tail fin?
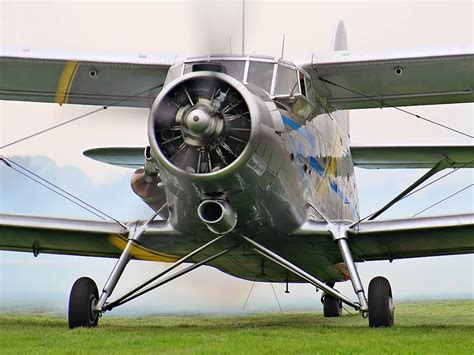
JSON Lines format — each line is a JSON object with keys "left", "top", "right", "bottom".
{"left": 331, "top": 20, "right": 350, "bottom": 138}
{"left": 331, "top": 20, "right": 348, "bottom": 51}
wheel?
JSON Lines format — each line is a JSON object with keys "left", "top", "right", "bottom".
{"left": 68, "top": 277, "right": 99, "bottom": 329}
{"left": 368, "top": 276, "right": 395, "bottom": 327}
{"left": 323, "top": 294, "right": 342, "bottom": 317}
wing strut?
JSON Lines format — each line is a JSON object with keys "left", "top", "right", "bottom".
{"left": 102, "top": 234, "right": 230, "bottom": 311}
{"left": 318, "top": 77, "right": 473, "bottom": 139}
{"left": 355, "top": 157, "right": 457, "bottom": 225}
{"left": 240, "top": 234, "right": 361, "bottom": 311}
{"left": 94, "top": 204, "right": 234, "bottom": 313}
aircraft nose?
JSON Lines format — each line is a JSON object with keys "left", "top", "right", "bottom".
{"left": 149, "top": 72, "right": 253, "bottom": 174}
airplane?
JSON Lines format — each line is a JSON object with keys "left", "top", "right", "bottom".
{"left": 0, "top": 19, "right": 473, "bottom": 329}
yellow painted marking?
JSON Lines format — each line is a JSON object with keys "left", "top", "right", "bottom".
{"left": 55, "top": 61, "right": 79, "bottom": 106}
{"left": 108, "top": 234, "right": 178, "bottom": 262}
{"left": 315, "top": 178, "right": 329, "bottom": 201}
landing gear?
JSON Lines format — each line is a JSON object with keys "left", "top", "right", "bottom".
{"left": 323, "top": 294, "right": 342, "bottom": 317}
{"left": 68, "top": 277, "right": 99, "bottom": 329}
{"left": 322, "top": 282, "right": 342, "bottom": 317}
{"left": 65, "top": 225, "right": 232, "bottom": 328}
{"left": 333, "top": 229, "right": 395, "bottom": 327}
{"left": 368, "top": 276, "right": 395, "bottom": 327}
{"left": 241, "top": 233, "right": 397, "bottom": 328}
{"left": 240, "top": 235, "right": 360, "bottom": 311}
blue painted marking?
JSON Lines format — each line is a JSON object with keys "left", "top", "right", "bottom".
{"left": 282, "top": 116, "right": 315, "bottom": 149}
{"left": 282, "top": 115, "right": 356, "bottom": 216}
{"left": 309, "top": 157, "right": 325, "bottom": 176}
{"left": 282, "top": 115, "right": 300, "bottom": 130}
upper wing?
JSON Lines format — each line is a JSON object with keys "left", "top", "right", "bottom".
{"left": 348, "top": 213, "right": 474, "bottom": 261}
{"left": 351, "top": 145, "right": 474, "bottom": 169}
{"left": 301, "top": 46, "right": 474, "bottom": 110}
{"left": 0, "top": 50, "right": 172, "bottom": 108}
{"left": 0, "top": 213, "right": 179, "bottom": 262}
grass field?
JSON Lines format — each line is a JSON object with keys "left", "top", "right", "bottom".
{"left": 0, "top": 300, "right": 473, "bottom": 354}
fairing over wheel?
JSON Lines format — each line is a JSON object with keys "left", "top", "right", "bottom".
{"left": 368, "top": 276, "right": 395, "bottom": 327}
{"left": 68, "top": 277, "right": 99, "bottom": 329}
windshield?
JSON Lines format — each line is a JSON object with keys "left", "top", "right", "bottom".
{"left": 246, "top": 61, "right": 274, "bottom": 94}
{"left": 174, "top": 58, "right": 303, "bottom": 98}
{"left": 183, "top": 60, "right": 246, "bottom": 82}
{"left": 274, "top": 64, "right": 299, "bottom": 96}
{"left": 222, "top": 60, "right": 246, "bottom": 81}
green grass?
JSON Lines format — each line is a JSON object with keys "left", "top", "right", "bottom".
{"left": 1, "top": 300, "right": 473, "bottom": 354}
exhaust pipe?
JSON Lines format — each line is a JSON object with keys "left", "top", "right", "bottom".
{"left": 197, "top": 200, "right": 237, "bottom": 234}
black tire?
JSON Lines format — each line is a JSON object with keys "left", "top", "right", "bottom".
{"left": 323, "top": 294, "right": 342, "bottom": 317}
{"left": 368, "top": 276, "right": 394, "bottom": 327}
{"left": 68, "top": 277, "right": 99, "bottom": 329}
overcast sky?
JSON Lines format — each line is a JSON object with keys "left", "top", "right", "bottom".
{"left": 0, "top": 1, "right": 472, "bottom": 315}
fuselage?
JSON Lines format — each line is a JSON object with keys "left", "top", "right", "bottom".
{"left": 136, "top": 55, "right": 360, "bottom": 283}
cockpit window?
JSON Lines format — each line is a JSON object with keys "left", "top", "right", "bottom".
{"left": 246, "top": 61, "right": 274, "bottom": 93}
{"left": 182, "top": 60, "right": 246, "bottom": 81}
{"left": 222, "top": 60, "right": 246, "bottom": 81}
{"left": 183, "top": 63, "right": 192, "bottom": 74}
{"left": 299, "top": 72, "right": 306, "bottom": 97}
{"left": 274, "top": 65, "right": 299, "bottom": 96}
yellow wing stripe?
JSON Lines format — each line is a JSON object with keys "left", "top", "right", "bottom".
{"left": 108, "top": 234, "right": 178, "bottom": 262}
{"left": 55, "top": 61, "right": 79, "bottom": 106}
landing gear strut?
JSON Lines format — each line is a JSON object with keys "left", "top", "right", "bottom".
{"left": 67, "top": 219, "right": 231, "bottom": 328}
{"left": 332, "top": 228, "right": 369, "bottom": 313}
{"left": 333, "top": 228, "right": 395, "bottom": 327}
{"left": 240, "top": 232, "right": 395, "bottom": 327}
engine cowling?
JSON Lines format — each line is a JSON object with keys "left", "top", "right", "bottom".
{"left": 148, "top": 72, "right": 258, "bottom": 176}
{"left": 147, "top": 70, "right": 302, "bottom": 235}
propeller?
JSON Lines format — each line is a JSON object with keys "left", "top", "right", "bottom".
{"left": 189, "top": 0, "right": 246, "bottom": 56}
{"left": 151, "top": 73, "right": 251, "bottom": 174}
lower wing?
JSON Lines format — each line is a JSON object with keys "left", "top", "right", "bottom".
{"left": 2, "top": 212, "right": 472, "bottom": 263}
{"left": 0, "top": 214, "right": 179, "bottom": 262}
{"left": 347, "top": 213, "right": 474, "bottom": 261}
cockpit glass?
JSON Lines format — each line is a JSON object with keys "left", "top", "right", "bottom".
{"left": 183, "top": 63, "right": 192, "bottom": 74}
{"left": 247, "top": 61, "right": 274, "bottom": 93}
{"left": 221, "top": 60, "right": 246, "bottom": 81}
{"left": 274, "top": 65, "right": 299, "bottom": 96}
{"left": 182, "top": 60, "right": 246, "bottom": 81}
